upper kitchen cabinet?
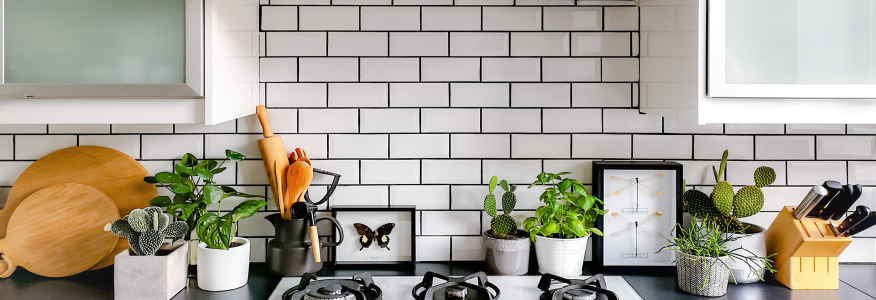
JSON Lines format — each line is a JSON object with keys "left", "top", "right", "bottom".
{"left": 640, "top": 0, "right": 876, "bottom": 124}
{"left": 0, "top": 0, "right": 260, "bottom": 125}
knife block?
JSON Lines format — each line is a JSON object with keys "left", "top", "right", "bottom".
{"left": 764, "top": 206, "right": 853, "bottom": 290}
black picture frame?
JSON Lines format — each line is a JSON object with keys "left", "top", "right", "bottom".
{"left": 330, "top": 205, "right": 416, "bottom": 268}
{"left": 592, "top": 161, "right": 683, "bottom": 270}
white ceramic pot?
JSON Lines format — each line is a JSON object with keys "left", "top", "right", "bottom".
{"left": 534, "top": 234, "right": 589, "bottom": 276}
{"left": 724, "top": 223, "right": 767, "bottom": 284}
{"left": 114, "top": 243, "right": 188, "bottom": 300}
{"left": 196, "top": 237, "right": 250, "bottom": 291}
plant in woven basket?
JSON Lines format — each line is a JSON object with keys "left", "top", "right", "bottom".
{"left": 658, "top": 220, "right": 776, "bottom": 288}
{"left": 683, "top": 150, "right": 776, "bottom": 233}
{"left": 523, "top": 172, "right": 606, "bottom": 242}
{"left": 484, "top": 176, "right": 523, "bottom": 238}
{"left": 105, "top": 207, "right": 189, "bottom": 256}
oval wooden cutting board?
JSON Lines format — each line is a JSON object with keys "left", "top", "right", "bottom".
{"left": 0, "top": 146, "right": 156, "bottom": 270}
{"left": 0, "top": 183, "right": 119, "bottom": 278}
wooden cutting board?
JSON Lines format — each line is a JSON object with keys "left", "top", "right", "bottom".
{"left": 0, "top": 146, "right": 155, "bottom": 270}
{"left": 0, "top": 183, "right": 119, "bottom": 278}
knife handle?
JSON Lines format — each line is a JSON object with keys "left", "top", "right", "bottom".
{"left": 837, "top": 206, "right": 871, "bottom": 235}
{"left": 829, "top": 184, "right": 863, "bottom": 221}
{"left": 845, "top": 212, "right": 876, "bottom": 237}
{"left": 794, "top": 186, "right": 827, "bottom": 219}
{"left": 820, "top": 185, "right": 853, "bottom": 220}
{"left": 807, "top": 181, "right": 843, "bottom": 218}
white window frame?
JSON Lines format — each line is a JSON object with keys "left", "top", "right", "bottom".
{"left": 707, "top": 0, "right": 876, "bottom": 99}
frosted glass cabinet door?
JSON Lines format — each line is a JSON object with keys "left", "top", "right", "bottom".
{"left": 708, "top": 0, "right": 876, "bottom": 98}
{"left": 4, "top": 0, "right": 186, "bottom": 84}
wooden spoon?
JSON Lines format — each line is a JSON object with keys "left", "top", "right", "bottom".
{"left": 285, "top": 149, "right": 314, "bottom": 215}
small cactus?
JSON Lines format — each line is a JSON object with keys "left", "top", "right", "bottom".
{"left": 484, "top": 176, "right": 520, "bottom": 238}
{"left": 684, "top": 150, "right": 775, "bottom": 233}
{"left": 105, "top": 207, "right": 188, "bottom": 256}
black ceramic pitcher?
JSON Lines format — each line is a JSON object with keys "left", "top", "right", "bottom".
{"left": 265, "top": 213, "right": 343, "bottom": 276}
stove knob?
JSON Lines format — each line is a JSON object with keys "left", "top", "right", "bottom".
{"left": 322, "top": 284, "right": 343, "bottom": 296}
{"left": 445, "top": 286, "right": 468, "bottom": 298}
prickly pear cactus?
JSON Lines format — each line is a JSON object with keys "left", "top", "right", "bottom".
{"left": 105, "top": 207, "right": 188, "bottom": 256}
{"left": 484, "top": 176, "right": 520, "bottom": 238}
{"left": 711, "top": 181, "right": 735, "bottom": 216}
{"left": 754, "top": 166, "right": 776, "bottom": 188}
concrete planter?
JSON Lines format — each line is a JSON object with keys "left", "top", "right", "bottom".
{"left": 724, "top": 223, "right": 767, "bottom": 284}
{"left": 534, "top": 233, "right": 589, "bottom": 276}
{"left": 483, "top": 230, "right": 531, "bottom": 276}
{"left": 114, "top": 243, "right": 188, "bottom": 300}
{"left": 197, "top": 237, "right": 250, "bottom": 291}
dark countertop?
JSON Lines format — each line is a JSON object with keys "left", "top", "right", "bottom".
{"left": 1, "top": 263, "right": 875, "bottom": 300}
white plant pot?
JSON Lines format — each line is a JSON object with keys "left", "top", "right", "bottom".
{"left": 114, "top": 243, "right": 188, "bottom": 300}
{"left": 534, "top": 234, "right": 589, "bottom": 276}
{"left": 724, "top": 223, "right": 767, "bottom": 284}
{"left": 196, "top": 237, "right": 250, "bottom": 291}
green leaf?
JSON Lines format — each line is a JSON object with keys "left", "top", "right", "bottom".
{"left": 590, "top": 227, "right": 604, "bottom": 236}
{"left": 558, "top": 179, "right": 572, "bottom": 193}
{"left": 173, "top": 194, "right": 189, "bottom": 204}
{"left": 144, "top": 176, "right": 158, "bottom": 184}
{"left": 541, "top": 222, "right": 559, "bottom": 237}
{"left": 212, "top": 167, "right": 227, "bottom": 174}
{"left": 174, "top": 164, "right": 196, "bottom": 177}
{"left": 523, "top": 217, "right": 537, "bottom": 231}
{"left": 156, "top": 172, "right": 181, "bottom": 184}
{"left": 500, "top": 180, "right": 510, "bottom": 192}
{"left": 557, "top": 172, "right": 571, "bottom": 176}
{"left": 225, "top": 150, "right": 245, "bottom": 162}
{"left": 204, "top": 185, "right": 225, "bottom": 205}
{"left": 196, "top": 160, "right": 218, "bottom": 171}
{"left": 231, "top": 200, "right": 268, "bottom": 221}
{"left": 484, "top": 195, "right": 498, "bottom": 217}
{"left": 221, "top": 186, "right": 238, "bottom": 193}
{"left": 195, "top": 166, "right": 214, "bottom": 180}
{"left": 170, "top": 182, "right": 191, "bottom": 194}
{"left": 578, "top": 195, "right": 597, "bottom": 211}
{"left": 181, "top": 153, "right": 198, "bottom": 167}
{"left": 489, "top": 176, "right": 498, "bottom": 193}
{"left": 149, "top": 196, "right": 172, "bottom": 207}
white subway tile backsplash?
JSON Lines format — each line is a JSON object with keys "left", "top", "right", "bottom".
{"left": 694, "top": 135, "right": 754, "bottom": 160}
{"left": 573, "top": 134, "right": 631, "bottom": 159}
{"left": 268, "top": 83, "right": 328, "bottom": 107}
{"left": 725, "top": 124, "right": 784, "bottom": 135}
{"left": 205, "top": 134, "right": 260, "bottom": 160}
{"left": 543, "top": 159, "right": 594, "bottom": 184}
{"left": 455, "top": 0, "right": 513, "bottom": 4}
{"left": 266, "top": 32, "right": 327, "bottom": 56}
{"left": 0, "top": 162, "right": 32, "bottom": 185}
{"left": 511, "top": 83, "right": 571, "bottom": 107}
{"left": 360, "top": 6, "right": 421, "bottom": 31}
{"left": 482, "top": 160, "right": 542, "bottom": 184}
{"left": 422, "top": 160, "right": 481, "bottom": 184}
{"left": 48, "top": 125, "right": 110, "bottom": 134}
{"left": 391, "top": 185, "right": 450, "bottom": 209}
{"left": 331, "top": 185, "right": 390, "bottom": 206}
{"left": 238, "top": 212, "right": 275, "bottom": 236}
{"left": 674, "top": 160, "right": 719, "bottom": 186}
{"left": 482, "top": 7, "right": 542, "bottom": 31}
{"left": 422, "top": 211, "right": 481, "bottom": 235}
{"left": 482, "top": 109, "right": 541, "bottom": 133}
{"left": 511, "top": 33, "right": 570, "bottom": 56}
{"left": 421, "top": 58, "right": 481, "bottom": 82}
{"left": 601, "top": 58, "right": 639, "bottom": 82}
{"left": 451, "top": 236, "right": 486, "bottom": 260}
{"left": 360, "top": 109, "right": 419, "bottom": 133}
{"left": 78, "top": 135, "right": 140, "bottom": 159}
{"left": 451, "top": 83, "right": 510, "bottom": 107}
{"left": 602, "top": 109, "right": 662, "bottom": 133}
{"left": 281, "top": 134, "right": 329, "bottom": 159}
{"left": 361, "top": 160, "right": 420, "bottom": 184}
{"left": 839, "top": 239, "right": 876, "bottom": 262}
{"left": 391, "top": 134, "right": 451, "bottom": 158}
{"left": 451, "top": 134, "right": 510, "bottom": 158}
{"left": 310, "top": 160, "right": 360, "bottom": 184}
{"left": 298, "top": 109, "right": 359, "bottom": 133}
{"left": 238, "top": 160, "right": 269, "bottom": 185}
{"left": 299, "top": 6, "right": 359, "bottom": 30}
{"left": 849, "top": 161, "right": 876, "bottom": 185}
{"left": 543, "top": 109, "right": 602, "bottom": 133}
{"left": 543, "top": 58, "right": 601, "bottom": 82}
{"left": 261, "top": 6, "right": 297, "bottom": 30}
{"left": 543, "top": 7, "right": 601, "bottom": 31}
{"left": 512, "top": 135, "right": 570, "bottom": 158}
{"left": 328, "top": 83, "right": 389, "bottom": 107}
{"left": 391, "top": 83, "right": 449, "bottom": 107}
{"left": 140, "top": 135, "right": 203, "bottom": 160}
{"left": 604, "top": 7, "right": 638, "bottom": 31}
{"left": 0, "top": 125, "right": 47, "bottom": 134}
{"left": 450, "top": 33, "right": 510, "bottom": 56}
{"left": 0, "top": 136, "right": 12, "bottom": 160}
{"left": 787, "top": 161, "right": 847, "bottom": 185}
{"left": 328, "top": 32, "right": 389, "bottom": 56}
{"left": 633, "top": 135, "right": 693, "bottom": 159}
{"left": 421, "top": 109, "right": 481, "bottom": 132}
{"left": 817, "top": 136, "right": 876, "bottom": 160}
{"left": 664, "top": 119, "right": 723, "bottom": 134}
{"left": 260, "top": 58, "right": 296, "bottom": 82}
{"left": 785, "top": 124, "right": 846, "bottom": 135}
{"left": 573, "top": 83, "right": 632, "bottom": 107}
{"left": 572, "top": 33, "right": 631, "bottom": 56}
{"left": 847, "top": 124, "right": 876, "bottom": 134}
{"left": 390, "top": 32, "right": 449, "bottom": 56}
{"left": 329, "top": 134, "right": 388, "bottom": 158}
{"left": 482, "top": 58, "right": 541, "bottom": 82}
{"left": 299, "top": 58, "right": 359, "bottom": 82}
{"left": 759, "top": 186, "right": 811, "bottom": 211}
{"left": 451, "top": 185, "right": 487, "bottom": 210}
{"left": 416, "top": 236, "right": 451, "bottom": 261}
{"left": 422, "top": 7, "right": 482, "bottom": 31}
{"left": 360, "top": 58, "right": 420, "bottom": 82}
{"left": 726, "top": 161, "right": 787, "bottom": 186}
{"left": 755, "top": 136, "right": 814, "bottom": 160}
{"left": 175, "top": 121, "right": 237, "bottom": 134}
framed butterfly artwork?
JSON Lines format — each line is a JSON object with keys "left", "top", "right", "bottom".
{"left": 331, "top": 205, "right": 416, "bottom": 266}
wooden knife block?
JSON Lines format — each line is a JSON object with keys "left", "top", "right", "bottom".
{"left": 764, "top": 206, "right": 853, "bottom": 290}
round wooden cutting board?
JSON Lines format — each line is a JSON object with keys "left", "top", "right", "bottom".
{"left": 0, "top": 146, "right": 156, "bottom": 270}
{"left": 0, "top": 183, "right": 119, "bottom": 278}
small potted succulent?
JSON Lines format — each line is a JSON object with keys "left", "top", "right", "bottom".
{"left": 482, "top": 176, "right": 530, "bottom": 276}
{"left": 106, "top": 207, "right": 189, "bottom": 300}
{"left": 660, "top": 220, "right": 775, "bottom": 297}
{"left": 683, "top": 149, "right": 776, "bottom": 283}
{"left": 524, "top": 172, "right": 606, "bottom": 276}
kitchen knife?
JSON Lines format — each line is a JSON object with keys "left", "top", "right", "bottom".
{"left": 836, "top": 206, "right": 871, "bottom": 236}
{"left": 827, "top": 184, "right": 863, "bottom": 221}
{"left": 806, "top": 181, "right": 843, "bottom": 218}
{"left": 845, "top": 212, "right": 876, "bottom": 237}
{"left": 794, "top": 185, "right": 828, "bottom": 219}
{"left": 820, "top": 185, "right": 854, "bottom": 220}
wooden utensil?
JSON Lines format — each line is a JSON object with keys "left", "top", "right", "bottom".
{"left": 257, "top": 105, "right": 290, "bottom": 211}
{"left": 286, "top": 148, "right": 314, "bottom": 208}
{"left": 273, "top": 161, "right": 287, "bottom": 219}
{"left": 0, "top": 183, "right": 119, "bottom": 278}
{"left": 1, "top": 146, "right": 155, "bottom": 270}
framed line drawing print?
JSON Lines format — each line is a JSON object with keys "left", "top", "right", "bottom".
{"left": 331, "top": 205, "right": 416, "bottom": 266}
{"left": 592, "top": 161, "right": 683, "bottom": 268}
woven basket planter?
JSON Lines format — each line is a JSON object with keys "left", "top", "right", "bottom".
{"left": 676, "top": 251, "right": 731, "bottom": 297}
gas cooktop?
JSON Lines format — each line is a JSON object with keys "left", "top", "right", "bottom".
{"left": 268, "top": 273, "right": 642, "bottom": 300}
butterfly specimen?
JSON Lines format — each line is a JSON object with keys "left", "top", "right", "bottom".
{"left": 353, "top": 223, "right": 396, "bottom": 251}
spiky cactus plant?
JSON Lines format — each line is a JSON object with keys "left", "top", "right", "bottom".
{"left": 484, "top": 176, "right": 520, "bottom": 238}
{"left": 105, "top": 207, "right": 188, "bottom": 256}
{"left": 684, "top": 150, "right": 776, "bottom": 232}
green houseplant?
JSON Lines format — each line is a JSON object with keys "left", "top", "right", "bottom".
{"left": 523, "top": 172, "right": 606, "bottom": 276}
{"left": 143, "top": 150, "right": 267, "bottom": 291}
{"left": 660, "top": 220, "right": 775, "bottom": 296}
{"left": 482, "top": 176, "right": 530, "bottom": 276}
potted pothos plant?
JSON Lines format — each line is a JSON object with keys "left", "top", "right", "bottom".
{"left": 482, "top": 176, "right": 530, "bottom": 276}
{"left": 144, "top": 150, "right": 267, "bottom": 291}
{"left": 523, "top": 172, "right": 605, "bottom": 276}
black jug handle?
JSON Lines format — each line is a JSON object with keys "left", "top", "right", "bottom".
{"left": 314, "top": 216, "right": 344, "bottom": 247}
{"left": 304, "top": 168, "right": 341, "bottom": 205}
